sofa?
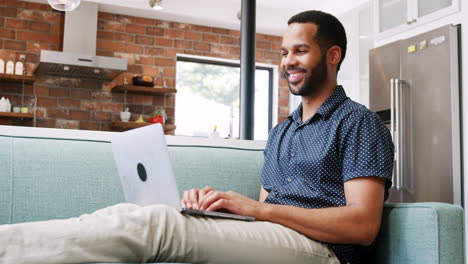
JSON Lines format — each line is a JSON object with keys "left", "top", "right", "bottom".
{"left": 0, "top": 125, "right": 464, "bottom": 264}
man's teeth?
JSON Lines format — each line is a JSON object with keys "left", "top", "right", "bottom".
{"left": 288, "top": 72, "right": 304, "bottom": 82}
{"left": 290, "top": 73, "right": 302, "bottom": 78}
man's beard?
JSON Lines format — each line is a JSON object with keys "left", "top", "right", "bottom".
{"left": 282, "top": 54, "right": 328, "bottom": 97}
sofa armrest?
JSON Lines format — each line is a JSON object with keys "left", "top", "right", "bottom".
{"left": 370, "top": 202, "right": 464, "bottom": 264}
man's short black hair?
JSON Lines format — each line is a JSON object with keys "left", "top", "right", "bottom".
{"left": 288, "top": 10, "right": 347, "bottom": 72}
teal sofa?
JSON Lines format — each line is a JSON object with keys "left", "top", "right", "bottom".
{"left": 0, "top": 125, "right": 464, "bottom": 264}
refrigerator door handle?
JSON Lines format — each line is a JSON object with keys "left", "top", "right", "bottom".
{"left": 393, "top": 79, "right": 402, "bottom": 190}
{"left": 395, "top": 79, "right": 402, "bottom": 190}
{"left": 390, "top": 78, "right": 397, "bottom": 189}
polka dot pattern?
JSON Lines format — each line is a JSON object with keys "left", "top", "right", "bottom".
{"left": 261, "top": 86, "right": 394, "bottom": 264}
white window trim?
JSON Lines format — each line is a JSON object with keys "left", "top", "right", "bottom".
{"left": 176, "top": 53, "right": 279, "bottom": 128}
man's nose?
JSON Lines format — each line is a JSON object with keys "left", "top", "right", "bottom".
{"left": 282, "top": 53, "right": 298, "bottom": 68}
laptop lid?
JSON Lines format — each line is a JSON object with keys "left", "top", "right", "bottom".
{"left": 110, "top": 124, "right": 182, "bottom": 211}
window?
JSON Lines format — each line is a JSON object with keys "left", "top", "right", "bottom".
{"left": 175, "top": 56, "right": 275, "bottom": 140}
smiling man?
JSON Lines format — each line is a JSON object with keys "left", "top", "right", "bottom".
{"left": 0, "top": 10, "right": 393, "bottom": 264}
{"left": 182, "top": 10, "right": 394, "bottom": 264}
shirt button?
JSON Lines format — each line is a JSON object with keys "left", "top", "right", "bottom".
{"left": 291, "top": 152, "right": 296, "bottom": 157}
{"left": 286, "top": 177, "right": 292, "bottom": 182}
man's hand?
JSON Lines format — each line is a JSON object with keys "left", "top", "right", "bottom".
{"left": 199, "top": 190, "right": 265, "bottom": 218}
{"left": 182, "top": 186, "right": 215, "bottom": 210}
{"left": 182, "top": 187, "right": 265, "bottom": 219}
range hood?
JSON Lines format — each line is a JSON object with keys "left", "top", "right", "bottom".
{"left": 35, "top": 2, "right": 127, "bottom": 80}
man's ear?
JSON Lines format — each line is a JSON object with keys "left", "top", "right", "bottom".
{"left": 327, "top": 46, "right": 342, "bottom": 66}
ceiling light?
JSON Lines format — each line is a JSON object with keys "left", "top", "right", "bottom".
{"left": 47, "top": 0, "right": 81, "bottom": 12}
{"left": 149, "top": 0, "right": 163, "bottom": 10}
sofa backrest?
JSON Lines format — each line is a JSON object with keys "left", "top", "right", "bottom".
{"left": 0, "top": 135, "right": 122, "bottom": 224}
{"left": 0, "top": 126, "right": 265, "bottom": 224}
{"left": 168, "top": 142, "right": 264, "bottom": 200}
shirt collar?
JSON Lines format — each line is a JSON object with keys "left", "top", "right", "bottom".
{"left": 288, "top": 86, "right": 348, "bottom": 124}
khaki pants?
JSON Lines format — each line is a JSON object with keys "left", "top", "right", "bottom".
{"left": 0, "top": 204, "right": 340, "bottom": 264}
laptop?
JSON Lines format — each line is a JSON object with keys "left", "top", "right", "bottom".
{"left": 110, "top": 123, "right": 255, "bottom": 221}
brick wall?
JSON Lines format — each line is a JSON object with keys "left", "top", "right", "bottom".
{"left": 0, "top": 0, "right": 290, "bottom": 132}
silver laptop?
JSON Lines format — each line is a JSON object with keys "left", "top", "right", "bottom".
{"left": 110, "top": 124, "right": 255, "bottom": 221}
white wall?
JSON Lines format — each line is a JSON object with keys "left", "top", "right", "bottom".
{"left": 338, "top": 2, "right": 374, "bottom": 107}
{"left": 357, "top": 4, "right": 374, "bottom": 108}
{"left": 338, "top": 8, "right": 361, "bottom": 103}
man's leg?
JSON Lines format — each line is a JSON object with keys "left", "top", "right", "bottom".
{"left": 0, "top": 204, "right": 339, "bottom": 264}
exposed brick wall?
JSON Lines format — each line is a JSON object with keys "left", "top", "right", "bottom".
{"left": 0, "top": 0, "right": 63, "bottom": 73}
{"left": 0, "top": 0, "right": 290, "bottom": 132}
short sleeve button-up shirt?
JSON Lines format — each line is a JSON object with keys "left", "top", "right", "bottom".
{"left": 261, "top": 86, "right": 394, "bottom": 264}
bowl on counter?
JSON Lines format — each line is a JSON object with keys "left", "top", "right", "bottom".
{"left": 132, "top": 75, "right": 156, "bottom": 87}
{"left": 120, "top": 111, "right": 131, "bottom": 122}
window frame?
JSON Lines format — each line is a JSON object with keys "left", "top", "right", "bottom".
{"left": 176, "top": 54, "right": 277, "bottom": 137}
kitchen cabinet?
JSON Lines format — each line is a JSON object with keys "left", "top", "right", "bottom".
{"left": 375, "top": 0, "right": 459, "bottom": 40}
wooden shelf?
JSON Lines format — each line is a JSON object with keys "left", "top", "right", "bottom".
{"left": 0, "top": 112, "right": 34, "bottom": 119}
{"left": 0, "top": 73, "right": 35, "bottom": 84}
{"left": 111, "top": 85, "right": 177, "bottom": 96}
{"left": 111, "top": 121, "right": 176, "bottom": 132}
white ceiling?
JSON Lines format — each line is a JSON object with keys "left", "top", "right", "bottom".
{"left": 27, "top": 0, "right": 369, "bottom": 36}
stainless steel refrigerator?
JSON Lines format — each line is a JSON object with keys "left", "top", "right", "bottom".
{"left": 369, "top": 25, "right": 462, "bottom": 205}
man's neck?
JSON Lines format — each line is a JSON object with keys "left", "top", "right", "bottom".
{"left": 301, "top": 80, "right": 337, "bottom": 122}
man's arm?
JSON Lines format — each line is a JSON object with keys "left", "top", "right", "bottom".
{"left": 195, "top": 176, "right": 386, "bottom": 246}
{"left": 259, "top": 177, "right": 386, "bottom": 245}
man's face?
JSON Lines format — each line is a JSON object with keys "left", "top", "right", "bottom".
{"left": 280, "top": 23, "right": 328, "bottom": 96}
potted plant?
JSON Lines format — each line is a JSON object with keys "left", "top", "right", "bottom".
{"left": 150, "top": 109, "right": 166, "bottom": 124}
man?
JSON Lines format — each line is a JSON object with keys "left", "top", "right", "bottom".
{"left": 0, "top": 10, "right": 393, "bottom": 264}
{"left": 182, "top": 10, "right": 393, "bottom": 264}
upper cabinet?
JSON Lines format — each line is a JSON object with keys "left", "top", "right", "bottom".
{"left": 375, "top": 0, "right": 459, "bottom": 39}
{"left": 378, "top": 0, "right": 408, "bottom": 33}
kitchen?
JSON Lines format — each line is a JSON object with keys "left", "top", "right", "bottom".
{"left": 0, "top": 0, "right": 287, "bottom": 136}
{"left": 1, "top": 0, "right": 468, "bottom": 257}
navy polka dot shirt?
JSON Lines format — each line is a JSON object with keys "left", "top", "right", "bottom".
{"left": 261, "top": 86, "right": 394, "bottom": 264}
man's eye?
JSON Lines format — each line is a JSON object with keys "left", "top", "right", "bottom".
{"left": 281, "top": 52, "right": 288, "bottom": 57}
{"left": 297, "top": 50, "right": 306, "bottom": 54}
